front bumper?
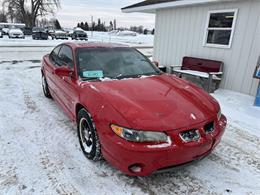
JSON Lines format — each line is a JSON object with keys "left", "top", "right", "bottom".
{"left": 101, "top": 115, "right": 227, "bottom": 176}
{"left": 9, "top": 34, "right": 24, "bottom": 38}
{"left": 55, "top": 35, "right": 68, "bottom": 39}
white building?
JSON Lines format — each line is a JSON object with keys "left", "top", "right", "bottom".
{"left": 122, "top": 0, "right": 260, "bottom": 96}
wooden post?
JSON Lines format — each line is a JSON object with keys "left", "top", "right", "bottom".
{"left": 207, "top": 74, "right": 213, "bottom": 93}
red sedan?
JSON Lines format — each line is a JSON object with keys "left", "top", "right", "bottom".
{"left": 41, "top": 42, "right": 227, "bottom": 176}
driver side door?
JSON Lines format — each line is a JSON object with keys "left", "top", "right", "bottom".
{"left": 55, "top": 45, "right": 78, "bottom": 119}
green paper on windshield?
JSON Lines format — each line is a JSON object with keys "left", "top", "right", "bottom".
{"left": 83, "top": 70, "right": 104, "bottom": 78}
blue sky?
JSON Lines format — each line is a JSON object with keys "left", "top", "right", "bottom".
{"left": 54, "top": 0, "right": 155, "bottom": 29}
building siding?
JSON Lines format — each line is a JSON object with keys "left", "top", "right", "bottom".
{"left": 154, "top": 0, "right": 260, "bottom": 95}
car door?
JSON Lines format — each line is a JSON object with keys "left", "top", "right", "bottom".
{"left": 55, "top": 45, "right": 78, "bottom": 118}
{"left": 44, "top": 45, "right": 62, "bottom": 95}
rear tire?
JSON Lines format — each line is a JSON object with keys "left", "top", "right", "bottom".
{"left": 77, "top": 109, "right": 102, "bottom": 161}
{"left": 42, "top": 74, "right": 52, "bottom": 98}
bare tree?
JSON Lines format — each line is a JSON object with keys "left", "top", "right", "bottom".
{"left": 2, "top": 0, "right": 60, "bottom": 27}
{"left": 0, "top": 11, "right": 7, "bottom": 22}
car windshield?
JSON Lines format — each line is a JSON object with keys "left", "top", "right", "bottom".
{"left": 76, "top": 47, "right": 160, "bottom": 80}
{"left": 75, "top": 31, "right": 85, "bottom": 34}
{"left": 33, "top": 27, "right": 45, "bottom": 32}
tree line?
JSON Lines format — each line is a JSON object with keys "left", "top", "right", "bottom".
{"left": 77, "top": 19, "right": 116, "bottom": 32}
{"left": 77, "top": 19, "right": 154, "bottom": 34}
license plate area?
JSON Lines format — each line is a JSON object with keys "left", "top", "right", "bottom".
{"left": 179, "top": 129, "right": 201, "bottom": 142}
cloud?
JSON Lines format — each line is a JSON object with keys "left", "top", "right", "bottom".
{"left": 54, "top": 0, "right": 155, "bottom": 29}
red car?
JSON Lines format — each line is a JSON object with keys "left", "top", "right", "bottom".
{"left": 41, "top": 42, "right": 227, "bottom": 176}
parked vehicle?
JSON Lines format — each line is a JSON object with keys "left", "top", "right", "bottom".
{"left": 2, "top": 28, "right": 9, "bottom": 35}
{"left": 8, "top": 28, "right": 25, "bottom": 39}
{"left": 117, "top": 30, "right": 137, "bottom": 36}
{"left": 0, "top": 30, "right": 3, "bottom": 38}
{"left": 71, "top": 29, "right": 88, "bottom": 40}
{"left": 22, "top": 27, "right": 32, "bottom": 35}
{"left": 32, "top": 27, "right": 48, "bottom": 40}
{"left": 53, "top": 30, "right": 68, "bottom": 40}
{"left": 47, "top": 29, "right": 55, "bottom": 39}
{"left": 41, "top": 42, "right": 227, "bottom": 176}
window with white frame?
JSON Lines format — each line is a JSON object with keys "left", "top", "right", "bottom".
{"left": 204, "top": 9, "right": 238, "bottom": 48}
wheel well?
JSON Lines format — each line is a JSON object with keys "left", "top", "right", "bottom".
{"left": 75, "top": 103, "right": 85, "bottom": 119}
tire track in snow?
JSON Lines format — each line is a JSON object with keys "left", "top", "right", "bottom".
{"left": 20, "top": 68, "right": 81, "bottom": 194}
{"left": 39, "top": 150, "right": 80, "bottom": 195}
{"left": 0, "top": 61, "right": 80, "bottom": 194}
{"left": 124, "top": 170, "right": 218, "bottom": 195}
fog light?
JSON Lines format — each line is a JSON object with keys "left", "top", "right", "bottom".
{"left": 180, "top": 129, "right": 201, "bottom": 142}
{"left": 129, "top": 164, "right": 143, "bottom": 173}
{"left": 204, "top": 122, "right": 214, "bottom": 134}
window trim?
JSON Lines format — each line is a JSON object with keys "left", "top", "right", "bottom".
{"left": 50, "top": 45, "right": 62, "bottom": 66}
{"left": 58, "top": 44, "right": 75, "bottom": 69}
{"left": 203, "top": 9, "right": 238, "bottom": 49}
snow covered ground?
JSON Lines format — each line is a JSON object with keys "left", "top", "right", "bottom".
{"left": 0, "top": 32, "right": 154, "bottom": 61}
{"left": 0, "top": 39, "right": 260, "bottom": 195}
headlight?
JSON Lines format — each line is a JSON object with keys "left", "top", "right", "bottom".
{"left": 217, "top": 109, "right": 222, "bottom": 121}
{"left": 111, "top": 124, "right": 168, "bottom": 143}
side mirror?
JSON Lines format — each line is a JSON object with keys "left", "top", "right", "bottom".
{"left": 153, "top": 61, "right": 159, "bottom": 67}
{"left": 158, "top": 66, "right": 167, "bottom": 73}
{"left": 54, "top": 66, "right": 74, "bottom": 77}
{"left": 152, "top": 61, "right": 167, "bottom": 72}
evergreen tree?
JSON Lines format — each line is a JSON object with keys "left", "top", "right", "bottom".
{"left": 54, "top": 19, "right": 62, "bottom": 29}
{"left": 113, "top": 19, "right": 117, "bottom": 30}
{"left": 97, "top": 18, "right": 101, "bottom": 31}
{"left": 84, "top": 22, "right": 89, "bottom": 31}
{"left": 137, "top": 25, "right": 144, "bottom": 34}
{"left": 151, "top": 28, "right": 155, "bottom": 35}
{"left": 0, "top": 11, "right": 7, "bottom": 22}
{"left": 109, "top": 21, "right": 113, "bottom": 30}
{"left": 92, "top": 21, "right": 96, "bottom": 31}
{"left": 80, "top": 22, "right": 84, "bottom": 29}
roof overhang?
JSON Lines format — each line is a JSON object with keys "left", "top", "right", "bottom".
{"left": 122, "top": 0, "right": 236, "bottom": 13}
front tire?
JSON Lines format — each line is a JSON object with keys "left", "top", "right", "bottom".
{"left": 42, "top": 74, "right": 52, "bottom": 98}
{"left": 77, "top": 109, "right": 102, "bottom": 161}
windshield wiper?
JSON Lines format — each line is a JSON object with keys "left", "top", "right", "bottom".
{"left": 81, "top": 77, "right": 102, "bottom": 81}
{"left": 113, "top": 72, "right": 159, "bottom": 80}
{"left": 114, "top": 74, "right": 139, "bottom": 79}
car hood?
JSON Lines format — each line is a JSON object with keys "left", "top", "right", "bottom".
{"left": 9, "top": 29, "right": 23, "bottom": 34}
{"left": 86, "top": 74, "right": 219, "bottom": 131}
{"left": 55, "top": 31, "right": 66, "bottom": 34}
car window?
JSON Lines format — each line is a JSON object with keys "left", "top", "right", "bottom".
{"left": 50, "top": 46, "right": 61, "bottom": 65}
{"left": 59, "top": 45, "right": 74, "bottom": 69}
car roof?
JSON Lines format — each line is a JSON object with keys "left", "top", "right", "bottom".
{"left": 64, "top": 42, "right": 129, "bottom": 49}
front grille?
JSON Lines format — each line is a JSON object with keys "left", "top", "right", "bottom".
{"left": 204, "top": 121, "right": 214, "bottom": 134}
{"left": 179, "top": 129, "right": 201, "bottom": 142}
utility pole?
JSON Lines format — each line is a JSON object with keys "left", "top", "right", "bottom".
{"left": 113, "top": 19, "right": 117, "bottom": 30}
{"left": 91, "top": 15, "right": 93, "bottom": 38}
